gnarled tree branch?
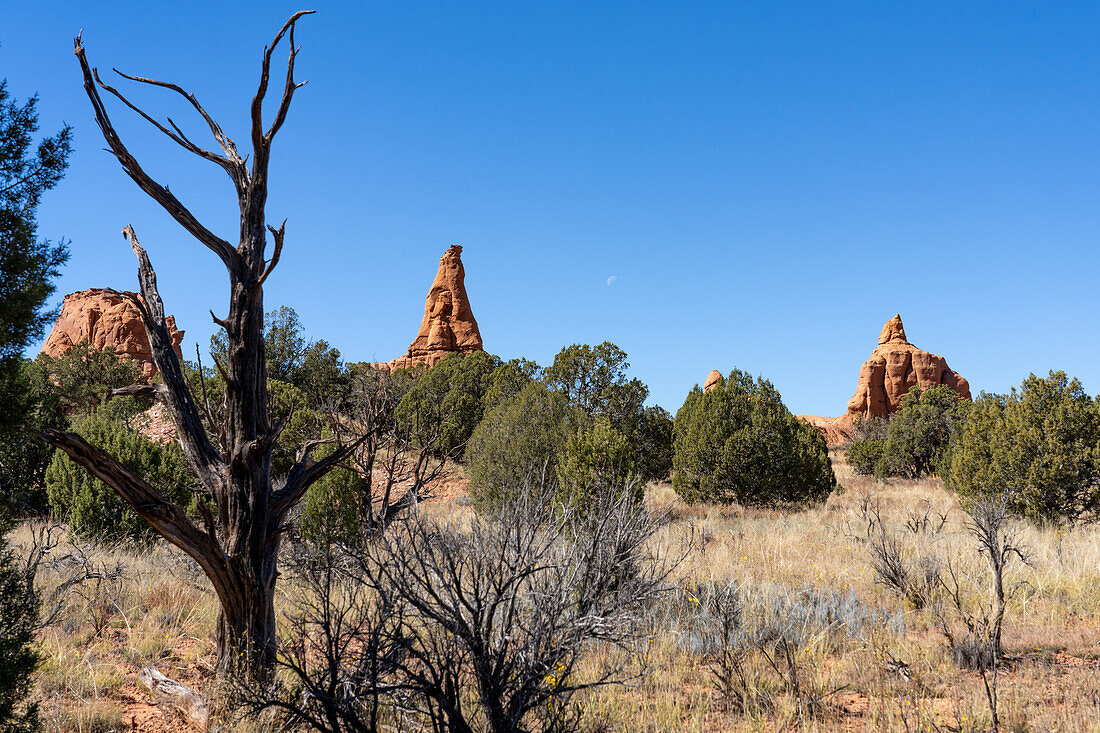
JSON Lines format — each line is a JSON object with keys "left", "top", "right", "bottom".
{"left": 73, "top": 34, "right": 238, "bottom": 271}
{"left": 122, "top": 225, "right": 226, "bottom": 486}
{"left": 272, "top": 433, "right": 369, "bottom": 521}
{"left": 38, "top": 428, "right": 225, "bottom": 577}
{"left": 112, "top": 68, "right": 244, "bottom": 167}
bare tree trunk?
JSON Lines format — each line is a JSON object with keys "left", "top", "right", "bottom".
{"left": 41, "top": 11, "right": 363, "bottom": 683}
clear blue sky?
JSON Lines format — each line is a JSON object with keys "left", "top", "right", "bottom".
{"left": 4, "top": 1, "right": 1100, "bottom": 416}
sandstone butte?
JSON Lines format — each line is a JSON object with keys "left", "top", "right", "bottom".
{"left": 376, "top": 245, "right": 484, "bottom": 371}
{"left": 797, "top": 314, "right": 971, "bottom": 444}
{"left": 41, "top": 288, "right": 184, "bottom": 381}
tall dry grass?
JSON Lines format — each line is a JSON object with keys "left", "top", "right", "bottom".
{"left": 12, "top": 454, "right": 1100, "bottom": 731}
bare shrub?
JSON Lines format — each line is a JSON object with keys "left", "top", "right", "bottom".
{"left": 15, "top": 520, "right": 124, "bottom": 631}
{"left": 933, "top": 498, "right": 1028, "bottom": 731}
{"left": 249, "top": 482, "right": 676, "bottom": 733}
{"left": 683, "top": 580, "right": 902, "bottom": 718}
{"left": 859, "top": 498, "right": 942, "bottom": 609}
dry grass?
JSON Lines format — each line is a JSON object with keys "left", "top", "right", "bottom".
{"left": 13, "top": 453, "right": 1100, "bottom": 731}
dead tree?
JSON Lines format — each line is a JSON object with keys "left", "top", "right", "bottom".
{"left": 40, "top": 11, "right": 356, "bottom": 681}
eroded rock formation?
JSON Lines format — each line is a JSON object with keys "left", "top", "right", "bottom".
{"left": 798, "top": 314, "right": 970, "bottom": 444}
{"left": 703, "top": 369, "right": 722, "bottom": 393}
{"left": 381, "top": 245, "right": 483, "bottom": 370}
{"left": 41, "top": 288, "right": 184, "bottom": 380}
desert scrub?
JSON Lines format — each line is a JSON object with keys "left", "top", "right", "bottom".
{"left": 679, "top": 580, "right": 903, "bottom": 718}
{"left": 43, "top": 699, "right": 125, "bottom": 733}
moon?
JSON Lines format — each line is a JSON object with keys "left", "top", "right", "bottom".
{"left": 606, "top": 275, "right": 618, "bottom": 286}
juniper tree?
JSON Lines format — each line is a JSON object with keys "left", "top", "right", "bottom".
{"left": 0, "top": 74, "right": 72, "bottom": 733}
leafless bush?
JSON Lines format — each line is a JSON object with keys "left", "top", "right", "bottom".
{"left": 249, "top": 482, "right": 676, "bottom": 733}
{"left": 14, "top": 520, "right": 124, "bottom": 631}
{"left": 683, "top": 580, "right": 901, "bottom": 718}
{"left": 341, "top": 366, "right": 448, "bottom": 532}
{"left": 237, "top": 543, "right": 407, "bottom": 732}
{"left": 934, "top": 500, "right": 1026, "bottom": 666}
{"left": 932, "top": 498, "right": 1028, "bottom": 731}
{"left": 858, "top": 499, "right": 942, "bottom": 609}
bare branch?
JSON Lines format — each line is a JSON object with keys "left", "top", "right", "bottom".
{"left": 259, "top": 220, "right": 285, "bottom": 285}
{"left": 73, "top": 34, "right": 238, "bottom": 271}
{"left": 38, "top": 428, "right": 223, "bottom": 577}
{"left": 108, "top": 383, "right": 167, "bottom": 401}
{"left": 250, "top": 11, "right": 315, "bottom": 164}
{"left": 94, "top": 68, "right": 235, "bottom": 175}
{"left": 193, "top": 344, "right": 226, "bottom": 450}
{"left": 112, "top": 68, "right": 244, "bottom": 165}
{"left": 122, "top": 225, "right": 225, "bottom": 491}
{"left": 209, "top": 309, "right": 230, "bottom": 331}
{"left": 273, "top": 433, "right": 370, "bottom": 520}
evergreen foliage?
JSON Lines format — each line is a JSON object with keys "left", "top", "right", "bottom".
{"left": 0, "top": 78, "right": 71, "bottom": 732}
{"left": 0, "top": 533, "right": 39, "bottom": 733}
{"left": 672, "top": 369, "right": 836, "bottom": 507}
{"left": 946, "top": 371, "right": 1100, "bottom": 523}
{"left": 878, "top": 385, "right": 970, "bottom": 479}
{"left": 464, "top": 382, "right": 578, "bottom": 510}
{"left": 299, "top": 462, "right": 363, "bottom": 548}
{"left": 482, "top": 357, "right": 541, "bottom": 412}
{"left": 545, "top": 342, "right": 671, "bottom": 484}
{"left": 0, "top": 79, "right": 71, "bottom": 414}
{"left": 36, "top": 341, "right": 142, "bottom": 412}
{"left": 45, "top": 400, "right": 194, "bottom": 541}
{"left": 211, "top": 305, "right": 349, "bottom": 405}
{"left": 635, "top": 405, "right": 674, "bottom": 482}
{"left": 846, "top": 438, "right": 885, "bottom": 477}
{"left": 557, "top": 416, "right": 639, "bottom": 504}
{"left": 846, "top": 386, "right": 970, "bottom": 480}
{"left": 545, "top": 341, "right": 647, "bottom": 432}
{"left": 0, "top": 359, "right": 65, "bottom": 513}
{"left": 394, "top": 351, "right": 501, "bottom": 457}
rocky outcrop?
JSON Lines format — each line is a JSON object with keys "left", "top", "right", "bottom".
{"left": 796, "top": 414, "right": 855, "bottom": 446}
{"left": 380, "top": 245, "right": 483, "bottom": 370}
{"left": 846, "top": 314, "right": 970, "bottom": 421}
{"left": 41, "top": 288, "right": 184, "bottom": 380}
{"left": 703, "top": 369, "right": 722, "bottom": 393}
{"left": 798, "top": 314, "right": 970, "bottom": 444}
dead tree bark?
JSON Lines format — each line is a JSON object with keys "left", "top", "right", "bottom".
{"left": 40, "top": 11, "right": 357, "bottom": 682}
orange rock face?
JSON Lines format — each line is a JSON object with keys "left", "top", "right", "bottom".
{"left": 845, "top": 314, "right": 970, "bottom": 420}
{"left": 41, "top": 288, "right": 184, "bottom": 380}
{"left": 382, "top": 245, "right": 483, "bottom": 370}
{"left": 703, "top": 369, "right": 722, "bottom": 393}
{"left": 798, "top": 314, "right": 970, "bottom": 444}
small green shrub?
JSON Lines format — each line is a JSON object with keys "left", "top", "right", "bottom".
{"left": 45, "top": 400, "right": 194, "bottom": 542}
{"left": 557, "top": 416, "right": 640, "bottom": 504}
{"left": 299, "top": 464, "right": 363, "bottom": 547}
{"left": 672, "top": 369, "right": 836, "bottom": 507}
{"left": 846, "top": 439, "right": 885, "bottom": 476}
